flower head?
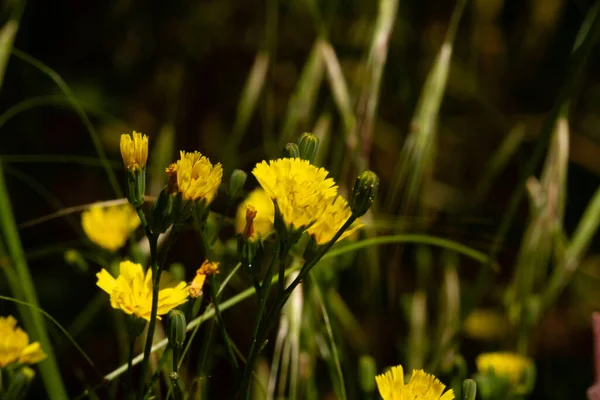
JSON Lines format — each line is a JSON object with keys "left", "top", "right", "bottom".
{"left": 189, "top": 260, "right": 220, "bottom": 298}
{"left": 167, "top": 151, "right": 222, "bottom": 203}
{"left": 235, "top": 188, "right": 275, "bottom": 237}
{"left": 120, "top": 131, "right": 148, "bottom": 171}
{"left": 0, "top": 316, "right": 47, "bottom": 368}
{"left": 96, "top": 261, "right": 189, "bottom": 321}
{"left": 252, "top": 158, "right": 337, "bottom": 233}
{"left": 476, "top": 352, "right": 533, "bottom": 384}
{"left": 376, "top": 364, "right": 454, "bottom": 400}
{"left": 463, "top": 309, "right": 508, "bottom": 341}
{"left": 307, "top": 196, "right": 363, "bottom": 245}
{"left": 82, "top": 204, "right": 140, "bottom": 251}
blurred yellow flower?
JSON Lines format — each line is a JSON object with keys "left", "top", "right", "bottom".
{"left": 96, "top": 261, "right": 189, "bottom": 321}
{"left": 189, "top": 260, "right": 220, "bottom": 298}
{"left": 463, "top": 309, "right": 508, "bottom": 341}
{"left": 252, "top": 158, "right": 337, "bottom": 232}
{"left": 307, "top": 196, "right": 363, "bottom": 245}
{"left": 0, "top": 316, "right": 47, "bottom": 368}
{"left": 235, "top": 188, "right": 274, "bottom": 236}
{"left": 120, "top": 131, "right": 148, "bottom": 171}
{"left": 476, "top": 352, "right": 533, "bottom": 384}
{"left": 81, "top": 204, "right": 140, "bottom": 251}
{"left": 168, "top": 151, "right": 222, "bottom": 203}
{"left": 376, "top": 364, "right": 454, "bottom": 400}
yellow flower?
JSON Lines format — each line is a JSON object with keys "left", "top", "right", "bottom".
{"left": 120, "top": 131, "right": 148, "bottom": 171}
{"left": 189, "top": 260, "right": 220, "bottom": 298}
{"left": 96, "top": 261, "right": 189, "bottom": 321}
{"left": 235, "top": 188, "right": 275, "bottom": 236}
{"left": 376, "top": 364, "right": 454, "bottom": 400}
{"left": 81, "top": 204, "right": 140, "bottom": 251}
{"left": 252, "top": 158, "right": 337, "bottom": 232}
{"left": 307, "top": 196, "right": 363, "bottom": 245}
{"left": 0, "top": 316, "right": 47, "bottom": 368}
{"left": 463, "top": 309, "right": 508, "bottom": 341}
{"left": 168, "top": 151, "right": 223, "bottom": 203}
{"left": 476, "top": 352, "right": 533, "bottom": 384}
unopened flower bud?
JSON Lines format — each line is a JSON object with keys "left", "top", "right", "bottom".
{"left": 296, "top": 132, "right": 319, "bottom": 163}
{"left": 358, "top": 355, "right": 376, "bottom": 394}
{"left": 228, "top": 169, "right": 248, "bottom": 201}
{"left": 351, "top": 170, "right": 379, "bottom": 217}
{"left": 120, "top": 132, "right": 148, "bottom": 207}
{"left": 285, "top": 143, "right": 300, "bottom": 158}
{"left": 151, "top": 187, "right": 179, "bottom": 234}
{"left": 462, "top": 379, "right": 477, "bottom": 400}
{"left": 168, "top": 309, "right": 186, "bottom": 349}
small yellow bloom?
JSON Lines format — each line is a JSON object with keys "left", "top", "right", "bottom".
{"left": 120, "top": 131, "right": 148, "bottom": 171}
{"left": 96, "top": 261, "right": 189, "bottom": 321}
{"left": 252, "top": 158, "right": 337, "bottom": 232}
{"left": 81, "top": 204, "right": 140, "bottom": 251}
{"left": 376, "top": 364, "right": 454, "bottom": 400}
{"left": 476, "top": 352, "right": 533, "bottom": 384}
{"left": 0, "top": 316, "right": 47, "bottom": 368}
{"left": 168, "top": 151, "right": 223, "bottom": 203}
{"left": 307, "top": 196, "right": 363, "bottom": 245}
{"left": 463, "top": 309, "right": 508, "bottom": 341}
{"left": 189, "top": 260, "right": 220, "bottom": 298}
{"left": 235, "top": 189, "right": 274, "bottom": 236}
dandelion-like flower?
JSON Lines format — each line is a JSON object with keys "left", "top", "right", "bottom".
{"left": 476, "top": 352, "right": 533, "bottom": 384}
{"left": 168, "top": 151, "right": 223, "bottom": 203}
{"left": 376, "top": 364, "right": 454, "bottom": 400}
{"left": 0, "top": 316, "right": 47, "bottom": 368}
{"left": 189, "top": 260, "right": 220, "bottom": 298}
{"left": 307, "top": 196, "right": 363, "bottom": 245}
{"left": 252, "top": 158, "right": 337, "bottom": 233}
{"left": 235, "top": 188, "right": 274, "bottom": 237}
{"left": 120, "top": 131, "right": 148, "bottom": 171}
{"left": 463, "top": 309, "right": 508, "bottom": 341}
{"left": 81, "top": 204, "right": 140, "bottom": 251}
{"left": 96, "top": 261, "right": 189, "bottom": 321}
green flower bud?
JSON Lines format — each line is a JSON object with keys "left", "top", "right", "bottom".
{"left": 228, "top": 169, "right": 248, "bottom": 201}
{"left": 125, "top": 168, "right": 146, "bottom": 207}
{"left": 462, "top": 379, "right": 477, "bottom": 400}
{"left": 285, "top": 142, "right": 300, "bottom": 158}
{"left": 151, "top": 188, "right": 179, "bottom": 233}
{"left": 4, "top": 366, "right": 35, "bottom": 400}
{"left": 351, "top": 170, "right": 379, "bottom": 217}
{"left": 358, "top": 355, "right": 377, "bottom": 394}
{"left": 296, "top": 132, "right": 320, "bottom": 163}
{"left": 168, "top": 309, "right": 186, "bottom": 349}
{"left": 64, "top": 249, "right": 88, "bottom": 273}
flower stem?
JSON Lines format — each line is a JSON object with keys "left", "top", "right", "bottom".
{"left": 127, "top": 333, "right": 136, "bottom": 398}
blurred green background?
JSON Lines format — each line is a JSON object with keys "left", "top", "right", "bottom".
{"left": 3, "top": 0, "right": 600, "bottom": 398}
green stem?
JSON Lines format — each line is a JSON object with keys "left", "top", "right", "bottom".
{"left": 210, "top": 274, "right": 239, "bottom": 370}
{"left": 128, "top": 333, "right": 136, "bottom": 398}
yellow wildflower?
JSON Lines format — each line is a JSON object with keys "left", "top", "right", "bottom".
{"left": 96, "top": 261, "right": 189, "bottom": 321}
{"left": 189, "top": 260, "right": 220, "bottom": 298}
{"left": 168, "top": 151, "right": 222, "bottom": 203}
{"left": 307, "top": 196, "right": 363, "bottom": 245}
{"left": 476, "top": 352, "right": 533, "bottom": 384}
{"left": 120, "top": 131, "right": 148, "bottom": 171}
{"left": 463, "top": 309, "right": 508, "bottom": 341}
{"left": 235, "top": 188, "right": 274, "bottom": 236}
{"left": 376, "top": 364, "right": 454, "bottom": 400}
{"left": 0, "top": 316, "right": 47, "bottom": 368}
{"left": 81, "top": 204, "right": 140, "bottom": 251}
{"left": 252, "top": 158, "right": 337, "bottom": 232}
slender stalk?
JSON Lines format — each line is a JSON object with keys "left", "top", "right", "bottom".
{"left": 128, "top": 334, "right": 136, "bottom": 398}
{"left": 210, "top": 275, "right": 239, "bottom": 369}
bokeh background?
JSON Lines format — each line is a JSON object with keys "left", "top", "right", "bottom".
{"left": 2, "top": 0, "right": 600, "bottom": 398}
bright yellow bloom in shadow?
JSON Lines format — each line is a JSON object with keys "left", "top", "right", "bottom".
{"left": 168, "top": 151, "right": 223, "bottom": 203}
{"left": 189, "top": 260, "right": 220, "bottom": 298}
{"left": 476, "top": 352, "right": 533, "bottom": 384}
{"left": 0, "top": 316, "right": 47, "bottom": 367}
{"left": 96, "top": 261, "right": 189, "bottom": 321}
{"left": 235, "top": 188, "right": 274, "bottom": 236}
{"left": 307, "top": 196, "right": 363, "bottom": 245}
{"left": 463, "top": 309, "right": 508, "bottom": 341}
{"left": 81, "top": 204, "right": 140, "bottom": 251}
{"left": 376, "top": 364, "right": 454, "bottom": 400}
{"left": 120, "top": 131, "right": 148, "bottom": 171}
{"left": 252, "top": 158, "right": 337, "bottom": 232}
